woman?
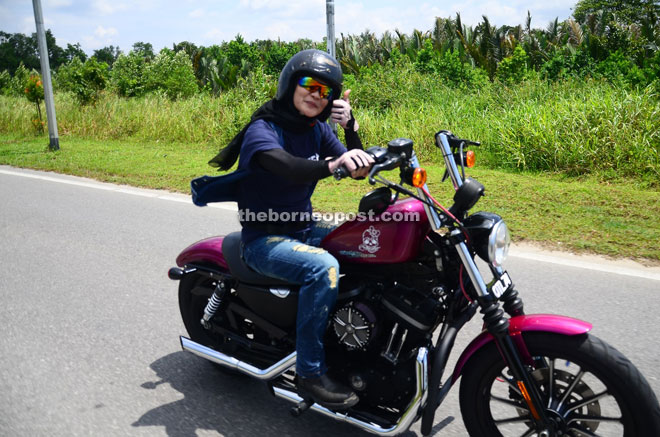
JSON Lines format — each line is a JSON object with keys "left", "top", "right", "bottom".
{"left": 210, "top": 49, "right": 374, "bottom": 410}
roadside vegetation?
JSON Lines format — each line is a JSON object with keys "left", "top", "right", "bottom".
{"left": 1, "top": 0, "right": 659, "bottom": 261}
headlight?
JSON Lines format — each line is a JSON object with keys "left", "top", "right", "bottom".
{"left": 488, "top": 221, "right": 511, "bottom": 267}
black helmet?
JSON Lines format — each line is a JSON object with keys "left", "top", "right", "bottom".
{"left": 276, "top": 49, "right": 343, "bottom": 101}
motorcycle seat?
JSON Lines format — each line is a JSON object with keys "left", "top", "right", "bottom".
{"left": 222, "top": 232, "right": 292, "bottom": 286}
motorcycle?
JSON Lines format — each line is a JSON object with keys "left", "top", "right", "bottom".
{"left": 168, "top": 130, "right": 660, "bottom": 436}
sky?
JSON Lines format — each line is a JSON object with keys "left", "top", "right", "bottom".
{"left": 0, "top": 0, "right": 577, "bottom": 55}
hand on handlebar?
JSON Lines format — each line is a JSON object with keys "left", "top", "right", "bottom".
{"left": 330, "top": 149, "right": 375, "bottom": 180}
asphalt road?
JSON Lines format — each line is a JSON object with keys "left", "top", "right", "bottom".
{"left": 1, "top": 166, "right": 659, "bottom": 437}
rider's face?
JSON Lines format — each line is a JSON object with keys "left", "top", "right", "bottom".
{"left": 293, "top": 83, "right": 329, "bottom": 118}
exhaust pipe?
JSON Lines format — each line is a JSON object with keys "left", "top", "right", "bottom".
{"left": 182, "top": 336, "right": 429, "bottom": 436}
{"left": 180, "top": 336, "right": 296, "bottom": 380}
{"left": 273, "top": 347, "right": 429, "bottom": 436}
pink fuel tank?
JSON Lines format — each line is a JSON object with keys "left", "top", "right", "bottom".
{"left": 321, "top": 198, "right": 430, "bottom": 264}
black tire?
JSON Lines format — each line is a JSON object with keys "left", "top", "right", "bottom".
{"left": 459, "top": 332, "right": 660, "bottom": 437}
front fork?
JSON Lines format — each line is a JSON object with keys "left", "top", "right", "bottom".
{"left": 452, "top": 231, "right": 553, "bottom": 432}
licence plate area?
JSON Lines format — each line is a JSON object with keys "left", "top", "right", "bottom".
{"left": 490, "top": 271, "right": 512, "bottom": 298}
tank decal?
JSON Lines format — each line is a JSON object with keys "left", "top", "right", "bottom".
{"left": 321, "top": 198, "right": 431, "bottom": 264}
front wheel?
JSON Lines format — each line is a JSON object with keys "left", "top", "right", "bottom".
{"left": 459, "top": 332, "right": 660, "bottom": 436}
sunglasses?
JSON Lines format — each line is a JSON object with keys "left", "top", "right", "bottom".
{"left": 297, "top": 76, "right": 334, "bottom": 99}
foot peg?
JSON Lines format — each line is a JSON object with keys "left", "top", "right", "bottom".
{"left": 290, "top": 398, "right": 313, "bottom": 417}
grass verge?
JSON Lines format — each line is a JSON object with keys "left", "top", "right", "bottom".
{"left": 2, "top": 134, "right": 659, "bottom": 262}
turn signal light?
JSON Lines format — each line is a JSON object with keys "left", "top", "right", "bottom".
{"left": 412, "top": 168, "right": 427, "bottom": 187}
{"left": 466, "top": 150, "right": 476, "bottom": 168}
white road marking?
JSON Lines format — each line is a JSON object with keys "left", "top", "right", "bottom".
{"left": 510, "top": 246, "right": 660, "bottom": 281}
{"left": 0, "top": 167, "right": 238, "bottom": 211}
{"left": 2, "top": 166, "right": 659, "bottom": 281}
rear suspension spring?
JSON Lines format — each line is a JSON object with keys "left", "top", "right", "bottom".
{"left": 201, "top": 281, "right": 226, "bottom": 329}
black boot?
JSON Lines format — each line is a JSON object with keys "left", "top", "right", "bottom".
{"left": 297, "top": 373, "right": 359, "bottom": 410}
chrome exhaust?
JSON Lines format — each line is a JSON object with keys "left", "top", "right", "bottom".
{"left": 273, "top": 347, "right": 429, "bottom": 436}
{"left": 180, "top": 336, "right": 296, "bottom": 380}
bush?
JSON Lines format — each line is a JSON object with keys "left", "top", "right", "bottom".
{"left": 3, "top": 63, "right": 32, "bottom": 96}
{"left": 56, "top": 57, "right": 109, "bottom": 104}
{"left": 496, "top": 45, "right": 529, "bottom": 84}
{"left": 414, "top": 39, "right": 437, "bottom": 74}
{"left": 262, "top": 42, "right": 299, "bottom": 75}
{"left": 224, "top": 35, "right": 260, "bottom": 69}
{"left": 0, "top": 70, "right": 10, "bottom": 95}
{"left": 24, "top": 73, "right": 44, "bottom": 103}
{"left": 437, "top": 50, "right": 489, "bottom": 88}
{"left": 110, "top": 53, "right": 148, "bottom": 97}
{"left": 145, "top": 49, "right": 198, "bottom": 99}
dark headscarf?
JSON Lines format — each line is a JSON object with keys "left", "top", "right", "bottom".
{"left": 208, "top": 79, "right": 335, "bottom": 171}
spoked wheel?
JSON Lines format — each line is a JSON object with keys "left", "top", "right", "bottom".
{"left": 459, "top": 332, "right": 660, "bottom": 436}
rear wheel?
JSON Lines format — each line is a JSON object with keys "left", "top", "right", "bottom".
{"left": 178, "top": 271, "right": 245, "bottom": 371}
{"left": 459, "top": 332, "right": 660, "bottom": 436}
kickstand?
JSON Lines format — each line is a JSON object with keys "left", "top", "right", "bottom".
{"left": 290, "top": 398, "right": 313, "bottom": 417}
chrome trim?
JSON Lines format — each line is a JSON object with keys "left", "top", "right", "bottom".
{"left": 436, "top": 132, "right": 463, "bottom": 190}
{"left": 411, "top": 153, "right": 442, "bottom": 231}
{"left": 269, "top": 287, "right": 291, "bottom": 298}
{"left": 180, "top": 336, "right": 296, "bottom": 380}
{"left": 487, "top": 220, "right": 510, "bottom": 267}
{"left": 453, "top": 234, "right": 489, "bottom": 297}
{"left": 272, "top": 347, "right": 429, "bottom": 436}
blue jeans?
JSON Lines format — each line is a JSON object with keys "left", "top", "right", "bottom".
{"left": 242, "top": 221, "right": 338, "bottom": 378}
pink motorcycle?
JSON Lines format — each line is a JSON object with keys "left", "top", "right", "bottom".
{"left": 169, "top": 131, "right": 660, "bottom": 436}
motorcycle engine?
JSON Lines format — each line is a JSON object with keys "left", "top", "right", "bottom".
{"left": 331, "top": 302, "right": 377, "bottom": 350}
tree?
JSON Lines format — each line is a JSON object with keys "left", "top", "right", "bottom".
{"left": 573, "top": 0, "right": 660, "bottom": 25}
{"left": 0, "top": 30, "right": 68, "bottom": 73}
{"left": 110, "top": 52, "right": 148, "bottom": 96}
{"left": 64, "top": 43, "right": 87, "bottom": 63}
{"left": 57, "top": 57, "right": 108, "bottom": 104}
{"left": 93, "top": 45, "right": 121, "bottom": 67}
{"left": 173, "top": 41, "right": 199, "bottom": 58}
{"left": 0, "top": 31, "right": 39, "bottom": 74}
{"left": 39, "top": 29, "right": 67, "bottom": 70}
{"left": 24, "top": 74, "right": 45, "bottom": 132}
{"left": 146, "top": 49, "right": 198, "bottom": 99}
{"left": 132, "top": 41, "right": 154, "bottom": 61}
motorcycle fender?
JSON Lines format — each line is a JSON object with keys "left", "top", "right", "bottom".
{"left": 175, "top": 236, "right": 229, "bottom": 271}
{"left": 451, "top": 314, "right": 592, "bottom": 383}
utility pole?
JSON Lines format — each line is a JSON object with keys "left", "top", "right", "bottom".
{"left": 32, "top": 0, "right": 59, "bottom": 151}
{"left": 326, "top": 0, "right": 337, "bottom": 134}
{"left": 326, "top": 0, "right": 336, "bottom": 59}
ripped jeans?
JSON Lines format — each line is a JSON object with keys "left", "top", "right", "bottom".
{"left": 242, "top": 221, "right": 338, "bottom": 378}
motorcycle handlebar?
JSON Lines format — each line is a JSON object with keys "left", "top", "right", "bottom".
{"left": 333, "top": 166, "right": 350, "bottom": 180}
{"left": 333, "top": 147, "right": 403, "bottom": 181}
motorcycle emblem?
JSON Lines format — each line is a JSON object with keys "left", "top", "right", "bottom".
{"left": 359, "top": 226, "right": 381, "bottom": 254}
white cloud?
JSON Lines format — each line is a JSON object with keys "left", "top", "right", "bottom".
{"left": 20, "top": 15, "right": 36, "bottom": 34}
{"left": 189, "top": 8, "right": 205, "bottom": 18}
{"left": 45, "top": 0, "right": 74, "bottom": 7}
{"left": 93, "top": 0, "right": 128, "bottom": 15}
{"left": 203, "top": 28, "right": 230, "bottom": 45}
{"left": 0, "top": 0, "right": 577, "bottom": 56}
{"left": 264, "top": 22, "right": 296, "bottom": 41}
{"left": 95, "top": 25, "right": 118, "bottom": 38}
{"left": 239, "top": 0, "right": 324, "bottom": 17}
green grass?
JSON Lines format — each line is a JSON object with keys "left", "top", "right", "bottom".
{"left": 2, "top": 134, "right": 659, "bottom": 262}
{"left": 2, "top": 74, "right": 659, "bottom": 184}
{"left": 2, "top": 73, "right": 658, "bottom": 261}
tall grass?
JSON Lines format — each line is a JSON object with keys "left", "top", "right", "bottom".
{"left": 2, "top": 70, "right": 658, "bottom": 184}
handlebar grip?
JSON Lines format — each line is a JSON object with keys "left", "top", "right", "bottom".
{"left": 333, "top": 166, "right": 350, "bottom": 180}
